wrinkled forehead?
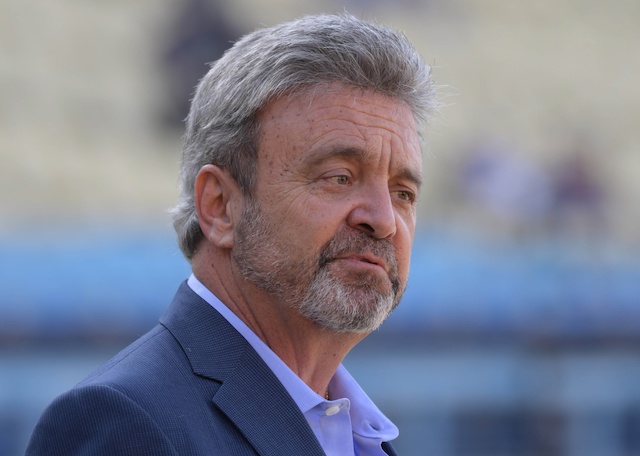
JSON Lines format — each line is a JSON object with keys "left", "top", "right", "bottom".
{"left": 257, "top": 84, "right": 421, "bottom": 159}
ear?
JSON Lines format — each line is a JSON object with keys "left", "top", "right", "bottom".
{"left": 194, "top": 164, "right": 243, "bottom": 249}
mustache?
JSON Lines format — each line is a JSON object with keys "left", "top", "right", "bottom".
{"left": 318, "top": 227, "right": 399, "bottom": 279}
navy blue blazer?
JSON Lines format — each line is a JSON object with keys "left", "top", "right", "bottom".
{"left": 26, "top": 282, "right": 398, "bottom": 455}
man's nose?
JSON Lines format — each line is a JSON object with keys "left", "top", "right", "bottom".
{"left": 346, "top": 185, "right": 397, "bottom": 239}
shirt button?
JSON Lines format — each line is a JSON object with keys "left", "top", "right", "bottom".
{"left": 325, "top": 405, "right": 341, "bottom": 416}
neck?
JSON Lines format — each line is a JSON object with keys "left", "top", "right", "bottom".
{"left": 192, "top": 247, "right": 367, "bottom": 397}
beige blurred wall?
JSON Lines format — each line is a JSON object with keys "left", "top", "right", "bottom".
{"left": 1, "top": 0, "right": 639, "bottom": 241}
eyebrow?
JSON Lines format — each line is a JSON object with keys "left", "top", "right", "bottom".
{"left": 306, "top": 146, "right": 423, "bottom": 190}
{"left": 396, "top": 166, "right": 423, "bottom": 190}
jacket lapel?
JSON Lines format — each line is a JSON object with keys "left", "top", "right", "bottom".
{"left": 161, "top": 282, "right": 325, "bottom": 456}
{"left": 382, "top": 441, "right": 399, "bottom": 455}
{"left": 212, "top": 347, "right": 325, "bottom": 455}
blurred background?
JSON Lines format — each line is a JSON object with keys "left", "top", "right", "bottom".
{"left": 1, "top": 0, "right": 640, "bottom": 455}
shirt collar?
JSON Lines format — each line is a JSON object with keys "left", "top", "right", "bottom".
{"left": 331, "top": 364, "right": 399, "bottom": 441}
{"left": 187, "top": 273, "right": 398, "bottom": 442}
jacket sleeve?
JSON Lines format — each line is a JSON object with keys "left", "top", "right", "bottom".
{"left": 25, "top": 384, "right": 179, "bottom": 456}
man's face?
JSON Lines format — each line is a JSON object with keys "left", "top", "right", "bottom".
{"left": 233, "top": 85, "right": 422, "bottom": 333}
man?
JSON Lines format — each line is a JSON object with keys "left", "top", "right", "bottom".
{"left": 26, "top": 13, "right": 437, "bottom": 455}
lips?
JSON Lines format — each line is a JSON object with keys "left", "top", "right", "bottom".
{"left": 318, "top": 226, "right": 398, "bottom": 282}
{"left": 336, "top": 253, "right": 388, "bottom": 272}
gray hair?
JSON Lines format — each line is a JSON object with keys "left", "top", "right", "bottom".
{"left": 171, "top": 13, "right": 438, "bottom": 260}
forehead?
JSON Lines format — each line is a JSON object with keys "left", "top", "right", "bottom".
{"left": 256, "top": 85, "right": 422, "bottom": 168}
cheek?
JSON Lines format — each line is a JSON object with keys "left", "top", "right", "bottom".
{"left": 290, "top": 198, "right": 348, "bottom": 234}
{"left": 396, "top": 246, "right": 412, "bottom": 280}
{"left": 273, "top": 204, "right": 339, "bottom": 255}
{"left": 394, "top": 224, "right": 416, "bottom": 278}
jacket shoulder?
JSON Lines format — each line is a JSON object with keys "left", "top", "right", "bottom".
{"left": 26, "top": 383, "right": 179, "bottom": 456}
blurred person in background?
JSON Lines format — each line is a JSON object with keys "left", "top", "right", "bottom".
{"left": 162, "top": 0, "right": 244, "bottom": 126}
{"left": 26, "top": 13, "right": 437, "bottom": 456}
{"left": 550, "top": 149, "right": 607, "bottom": 240}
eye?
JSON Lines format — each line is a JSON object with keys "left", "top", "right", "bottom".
{"left": 396, "top": 190, "right": 416, "bottom": 203}
{"left": 330, "top": 175, "right": 351, "bottom": 186}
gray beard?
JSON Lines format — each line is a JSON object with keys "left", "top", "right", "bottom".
{"left": 296, "top": 262, "right": 400, "bottom": 333}
{"left": 233, "top": 198, "right": 404, "bottom": 333}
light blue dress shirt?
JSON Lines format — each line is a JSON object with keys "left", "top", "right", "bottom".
{"left": 188, "top": 274, "right": 398, "bottom": 456}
